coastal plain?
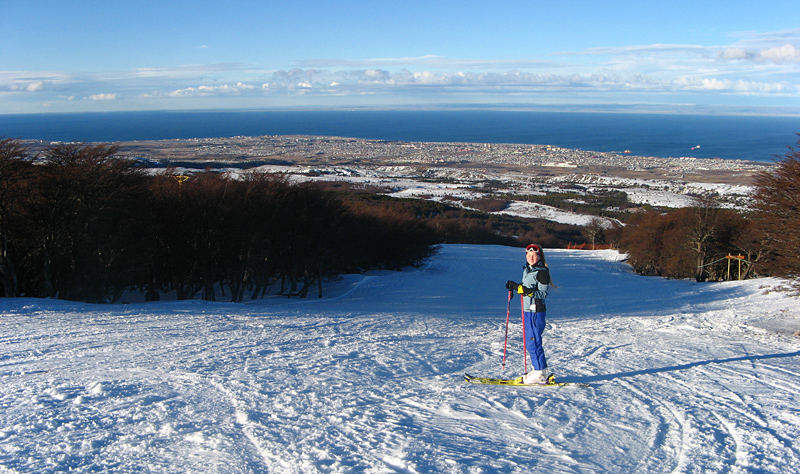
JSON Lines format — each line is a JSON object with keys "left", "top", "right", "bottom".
{"left": 114, "top": 135, "right": 770, "bottom": 183}
{"left": 28, "top": 134, "right": 774, "bottom": 223}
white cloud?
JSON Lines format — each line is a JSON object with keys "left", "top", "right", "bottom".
{"left": 296, "top": 56, "right": 560, "bottom": 70}
{"left": 25, "top": 81, "right": 46, "bottom": 92}
{"left": 563, "top": 44, "right": 709, "bottom": 57}
{"left": 759, "top": 44, "right": 800, "bottom": 63}
{"left": 0, "top": 71, "right": 71, "bottom": 93}
{"left": 163, "top": 82, "right": 258, "bottom": 97}
{"left": 701, "top": 78, "right": 729, "bottom": 90}
{"left": 3, "top": 28, "right": 799, "bottom": 113}
{"left": 124, "top": 63, "right": 253, "bottom": 80}
{"left": 241, "top": 66, "right": 798, "bottom": 100}
{"left": 86, "top": 93, "right": 118, "bottom": 101}
{"left": 364, "top": 69, "right": 389, "bottom": 80}
{"left": 718, "top": 43, "right": 800, "bottom": 64}
{"left": 280, "top": 35, "right": 797, "bottom": 102}
{"left": 673, "top": 76, "right": 795, "bottom": 94}
{"left": 718, "top": 47, "right": 753, "bottom": 61}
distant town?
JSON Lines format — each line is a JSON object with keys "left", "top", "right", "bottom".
{"left": 99, "top": 135, "right": 770, "bottom": 184}
{"left": 23, "top": 134, "right": 776, "bottom": 221}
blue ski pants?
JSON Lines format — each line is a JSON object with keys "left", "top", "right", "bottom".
{"left": 524, "top": 311, "right": 547, "bottom": 371}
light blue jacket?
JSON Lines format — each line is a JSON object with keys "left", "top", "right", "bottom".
{"left": 521, "top": 263, "right": 549, "bottom": 312}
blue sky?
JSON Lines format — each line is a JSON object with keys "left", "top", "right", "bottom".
{"left": 2, "top": 0, "right": 799, "bottom": 115}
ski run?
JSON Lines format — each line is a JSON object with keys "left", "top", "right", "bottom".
{"left": 1, "top": 245, "right": 799, "bottom": 473}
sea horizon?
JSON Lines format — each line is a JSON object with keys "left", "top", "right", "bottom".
{"left": 2, "top": 109, "right": 798, "bottom": 163}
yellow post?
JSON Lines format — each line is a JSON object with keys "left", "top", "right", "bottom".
{"left": 725, "top": 254, "right": 746, "bottom": 280}
{"left": 727, "top": 257, "right": 731, "bottom": 281}
{"left": 738, "top": 255, "right": 743, "bottom": 280}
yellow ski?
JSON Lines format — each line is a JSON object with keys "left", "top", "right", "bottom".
{"left": 464, "top": 373, "right": 589, "bottom": 387}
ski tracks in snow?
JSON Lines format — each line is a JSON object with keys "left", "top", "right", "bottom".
{"left": 540, "top": 305, "right": 800, "bottom": 474}
{"left": 2, "top": 247, "right": 800, "bottom": 473}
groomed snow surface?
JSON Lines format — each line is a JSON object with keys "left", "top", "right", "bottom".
{"left": 2, "top": 246, "right": 799, "bottom": 474}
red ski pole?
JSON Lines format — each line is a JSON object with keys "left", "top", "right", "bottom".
{"left": 501, "top": 290, "right": 512, "bottom": 371}
{"left": 520, "top": 294, "right": 528, "bottom": 374}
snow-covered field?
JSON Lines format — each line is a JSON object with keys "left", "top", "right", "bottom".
{"left": 249, "top": 164, "right": 754, "bottom": 225}
{"left": 2, "top": 246, "right": 799, "bottom": 473}
{"left": 495, "top": 201, "right": 606, "bottom": 226}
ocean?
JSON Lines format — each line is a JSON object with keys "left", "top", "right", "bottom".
{"left": 1, "top": 110, "right": 798, "bottom": 163}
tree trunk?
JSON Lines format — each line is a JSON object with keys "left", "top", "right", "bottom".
{"left": 0, "top": 234, "right": 17, "bottom": 297}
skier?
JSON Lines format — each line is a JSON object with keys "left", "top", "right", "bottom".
{"left": 506, "top": 244, "right": 552, "bottom": 384}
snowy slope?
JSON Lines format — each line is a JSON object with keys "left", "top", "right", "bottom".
{"left": 494, "top": 201, "right": 607, "bottom": 226}
{"left": 1, "top": 246, "right": 799, "bottom": 473}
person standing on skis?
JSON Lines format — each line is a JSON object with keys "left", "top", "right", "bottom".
{"left": 506, "top": 244, "right": 552, "bottom": 384}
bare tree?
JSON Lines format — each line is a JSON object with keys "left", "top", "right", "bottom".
{"left": 582, "top": 217, "right": 606, "bottom": 249}
{"left": 686, "top": 195, "right": 721, "bottom": 282}
{"left": 0, "top": 138, "right": 33, "bottom": 296}
{"left": 752, "top": 136, "right": 800, "bottom": 278}
{"left": 24, "top": 142, "right": 146, "bottom": 301}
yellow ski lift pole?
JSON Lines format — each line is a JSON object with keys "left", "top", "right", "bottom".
{"left": 725, "top": 254, "right": 746, "bottom": 280}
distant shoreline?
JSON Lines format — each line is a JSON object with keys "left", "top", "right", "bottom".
{"left": 88, "top": 134, "right": 772, "bottom": 186}
{"left": 3, "top": 102, "right": 800, "bottom": 117}
{"left": 3, "top": 110, "right": 797, "bottom": 163}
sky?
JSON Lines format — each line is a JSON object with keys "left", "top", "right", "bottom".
{"left": 2, "top": 0, "right": 800, "bottom": 115}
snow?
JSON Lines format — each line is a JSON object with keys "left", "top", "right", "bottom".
{"left": 494, "top": 201, "right": 606, "bottom": 226}
{"left": 2, "top": 245, "right": 799, "bottom": 473}
{"left": 546, "top": 175, "right": 752, "bottom": 210}
{"left": 163, "top": 163, "right": 757, "bottom": 228}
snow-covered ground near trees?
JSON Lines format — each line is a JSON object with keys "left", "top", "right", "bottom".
{"left": 494, "top": 201, "right": 604, "bottom": 226}
{"left": 2, "top": 245, "right": 799, "bottom": 473}
{"left": 241, "top": 164, "right": 753, "bottom": 225}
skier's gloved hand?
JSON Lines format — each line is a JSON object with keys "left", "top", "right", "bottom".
{"left": 505, "top": 280, "right": 517, "bottom": 291}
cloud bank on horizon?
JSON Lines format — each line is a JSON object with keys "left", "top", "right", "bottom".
{"left": 1, "top": 1, "right": 799, "bottom": 115}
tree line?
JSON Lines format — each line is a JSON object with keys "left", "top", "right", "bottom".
{"left": 613, "top": 136, "right": 800, "bottom": 283}
{"left": 0, "top": 140, "right": 440, "bottom": 303}
{"left": 0, "top": 139, "right": 586, "bottom": 303}
{"left": 4, "top": 134, "right": 796, "bottom": 300}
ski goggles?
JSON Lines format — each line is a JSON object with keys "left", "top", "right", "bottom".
{"left": 526, "top": 244, "right": 541, "bottom": 253}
